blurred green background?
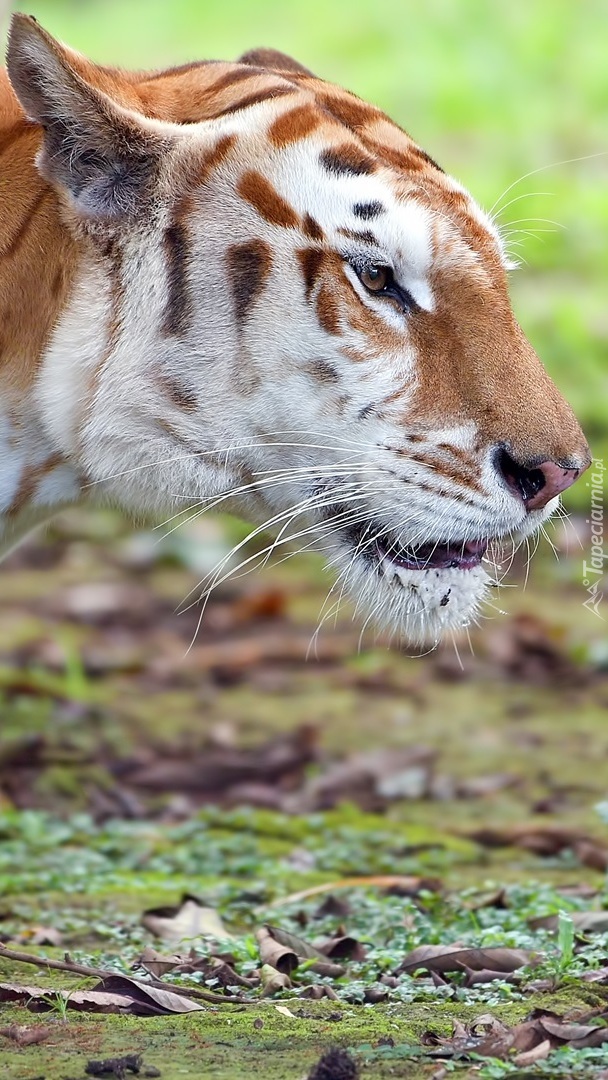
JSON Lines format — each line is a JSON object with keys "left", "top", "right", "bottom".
{"left": 12, "top": 0, "right": 608, "bottom": 483}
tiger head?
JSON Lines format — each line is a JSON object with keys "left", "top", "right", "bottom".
{"left": 5, "top": 18, "right": 590, "bottom": 643}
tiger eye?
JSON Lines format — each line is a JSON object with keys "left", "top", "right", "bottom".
{"left": 360, "top": 265, "right": 389, "bottom": 292}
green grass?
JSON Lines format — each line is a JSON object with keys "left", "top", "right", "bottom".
{"left": 0, "top": 806, "right": 607, "bottom": 1079}
{"left": 11, "top": 0, "right": 608, "bottom": 469}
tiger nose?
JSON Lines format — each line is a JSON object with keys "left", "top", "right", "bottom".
{"left": 497, "top": 450, "right": 589, "bottom": 511}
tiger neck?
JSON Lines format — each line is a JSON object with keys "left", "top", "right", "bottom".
{"left": 0, "top": 72, "right": 83, "bottom": 555}
{"left": 0, "top": 402, "right": 83, "bottom": 557}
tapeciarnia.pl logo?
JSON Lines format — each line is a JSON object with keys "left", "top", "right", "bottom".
{"left": 582, "top": 458, "right": 606, "bottom": 619}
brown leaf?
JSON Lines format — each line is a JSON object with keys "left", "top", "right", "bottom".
{"left": 529, "top": 911, "right": 608, "bottom": 934}
{"left": 265, "top": 875, "right": 440, "bottom": 910}
{"left": 128, "top": 725, "right": 317, "bottom": 794}
{"left": 256, "top": 925, "right": 324, "bottom": 974}
{"left": 467, "top": 824, "right": 608, "bottom": 868}
{"left": 462, "top": 966, "right": 522, "bottom": 986}
{"left": 259, "top": 964, "right": 291, "bottom": 996}
{"left": 317, "top": 935, "right": 366, "bottom": 963}
{"left": 539, "top": 1016, "right": 606, "bottom": 1042}
{"left": 300, "top": 984, "right": 339, "bottom": 1000}
{"left": 513, "top": 1039, "right": 552, "bottom": 1066}
{"left": 92, "top": 975, "right": 206, "bottom": 1015}
{"left": 135, "top": 945, "right": 181, "bottom": 978}
{"left": 141, "top": 895, "right": 232, "bottom": 945}
{"left": 0, "top": 1023, "right": 53, "bottom": 1046}
{"left": 14, "top": 925, "right": 63, "bottom": 948}
{"left": 0, "top": 978, "right": 201, "bottom": 1015}
{"left": 396, "top": 945, "right": 534, "bottom": 976}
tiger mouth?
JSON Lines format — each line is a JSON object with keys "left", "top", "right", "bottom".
{"left": 343, "top": 523, "right": 488, "bottom": 572}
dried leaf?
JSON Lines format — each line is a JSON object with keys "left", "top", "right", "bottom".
{"left": 0, "top": 1023, "right": 52, "bottom": 1046}
{"left": 256, "top": 926, "right": 303, "bottom": 973}
{"left": 529, "top": 911, "right": 608, "bottom": 934}
{"left": 259, "top": 964, "right": 291, "bottom": 996}
{"left": 135, "top": 945, "right": 181, "bottom": 978}
{"left": 92, "top": 975, "right": 206, "bottom": 1015}
{"left": 0, "top": 976, "right": 204, "bottom": 1016}
{"left": 274, "top": 1004, "right": 297, "bottom": 1018}
{"left": 14, "top": 925, "right": 63, "bottom": 948}
{"left": 396, "top": 945, "right": 534, "bottom": 975}
{"left": 513, "top": 1038, "right": 552, "bottom": 1066}
{"left": 300, "top": 984, "right": 339, "bottom": 1000}
{"left": 265, "top": 875, "right": 440, "bottom": 910}
{"left": 317, "top": 935, "right": 366, "bottom": 962}
{"left": 142, "top": 895, "right": 232, "bottom": 945}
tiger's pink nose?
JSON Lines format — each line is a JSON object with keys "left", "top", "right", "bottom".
{"left": 497, "top": 451, "right": 587, "bottom": 511}
{"left": 525, "top": 461, "right": 582, "bottom": 510}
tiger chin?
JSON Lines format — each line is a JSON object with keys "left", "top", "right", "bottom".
{"left": 0, "top": 17, "right": 590, "bottom": 647}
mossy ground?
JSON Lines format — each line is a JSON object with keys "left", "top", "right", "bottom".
{"left": 1, "top": 514, "right": 608, "bottom": 1079}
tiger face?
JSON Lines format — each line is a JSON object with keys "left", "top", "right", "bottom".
{"left": 3, "top": 19, "right": 590, "bottom": 643}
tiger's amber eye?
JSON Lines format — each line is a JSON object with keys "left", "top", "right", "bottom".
{"left": 359, "top": 265, "right": 389, "bottom": 292}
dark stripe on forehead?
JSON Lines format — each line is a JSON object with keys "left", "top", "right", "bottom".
{"left": 239, "top": 48, "right": 314, "bottom": 76}
{"left": 338, "top": 227, "right": 379, "bottom": 246}
{"left": 161, "top": 223, "right": 192, "bottom": 337}
{"left": 364, "top": 138, "right": 444, "bottom": 176}
{"left": 238, "top": 170, "right": 299, "bottom": 228}
{"left": 197, "top": 134, "right": 237, "bottom": 185}
{"left": 416, "top": 148, "right": 444, "bottom": 173}
{"left": 316, "top": 284, "right": 341, "bottom": 334}
{"left": 214, "top": 84, "right": 295, "bottom": 117}
{"left": 302, "top": 214, "right": 324, "bottom": 241}
{"left": 320, "top": 145, "right": 376, "bottom": 177}
{"left": 268, "top": 103, "right": 321, "bottom": 146}
{"left": 296, "top": 247, "right": 325, "bottom": 300}
{"left": 318, "top": 91, "right": 380, "bottom": 130}
{"left": 353, "top": 201, "right": 385, "bottom": 220}
{"left": 226, "top": 239, "right": 273, "bottom": 323}
{"left": 207, "top": 66, "right": 269, "bottom": 92}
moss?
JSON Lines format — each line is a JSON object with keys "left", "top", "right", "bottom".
{"left": 0, "top": 997, "right": 560, "bottom": 1080}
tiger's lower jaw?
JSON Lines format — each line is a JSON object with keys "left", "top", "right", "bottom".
{"left": 326, "top": 537, "right": 493, "bottom": 646}
{"left": 346, "top": 558, "right": 490, "bottom": 646}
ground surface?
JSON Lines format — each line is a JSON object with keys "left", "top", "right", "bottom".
{"left": 0, "top": 511, "right": 607, "bottom": 1079}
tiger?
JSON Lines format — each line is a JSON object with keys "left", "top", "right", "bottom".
{"left": 0, "top": 15, "right": 590, "bottom": 645}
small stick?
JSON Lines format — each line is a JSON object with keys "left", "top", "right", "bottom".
{"left": 0, "top": 943, "right": 251, "bottom": 1006}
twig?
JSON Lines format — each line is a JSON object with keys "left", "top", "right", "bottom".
{"left": 0, "top": 943, "right": 251, "bottom": 1006}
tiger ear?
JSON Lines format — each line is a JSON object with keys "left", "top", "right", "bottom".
{"left": 6, "top": 14, "right": 166, "bottom": 221}
{"left": 238, "top": 47, "right": 314, "bottom": 77}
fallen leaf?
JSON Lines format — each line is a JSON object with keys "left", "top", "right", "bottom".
{"left": 127, "top": 725, "right": 318, "bottom": 794}
{"left": 255, "top": 926, "right": 303, "bottom": 973}
{"left": 273, "top": 1004, "right": 297, "bottom": 1018}
{"left": 396, "top": 945, "right": 534, "bottom": 976}
{"left": 467, "top": 824, "right": 608, "bottom": 869}
{"left": 529, "top": 911, "right": 608, "bottom": 933}
{"left": 300, "top": 984, "right": 339, "bottom": 1000}
{"left": 316, "top": 934, "right": 366, "bottom": 962}
{"left": 265, "top": 875, "right": 441, "bottom": 910}
{"left": 135, "top": 945, "right": 181, "bottom": 978}
{"left": 513, "top": 1038, "right": 552, "bottom": 1066}
{"left": 142, "top": 895, "right": 232, "bottom": 945}
{"left": 0, "top": 1023, "right": 53, "bottom": 1046}
{"left": 0, "top": 977, "right": 204, "bottom": 1016}
{"left": 259, "top": 963, "right": 291, "bottom": 996}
